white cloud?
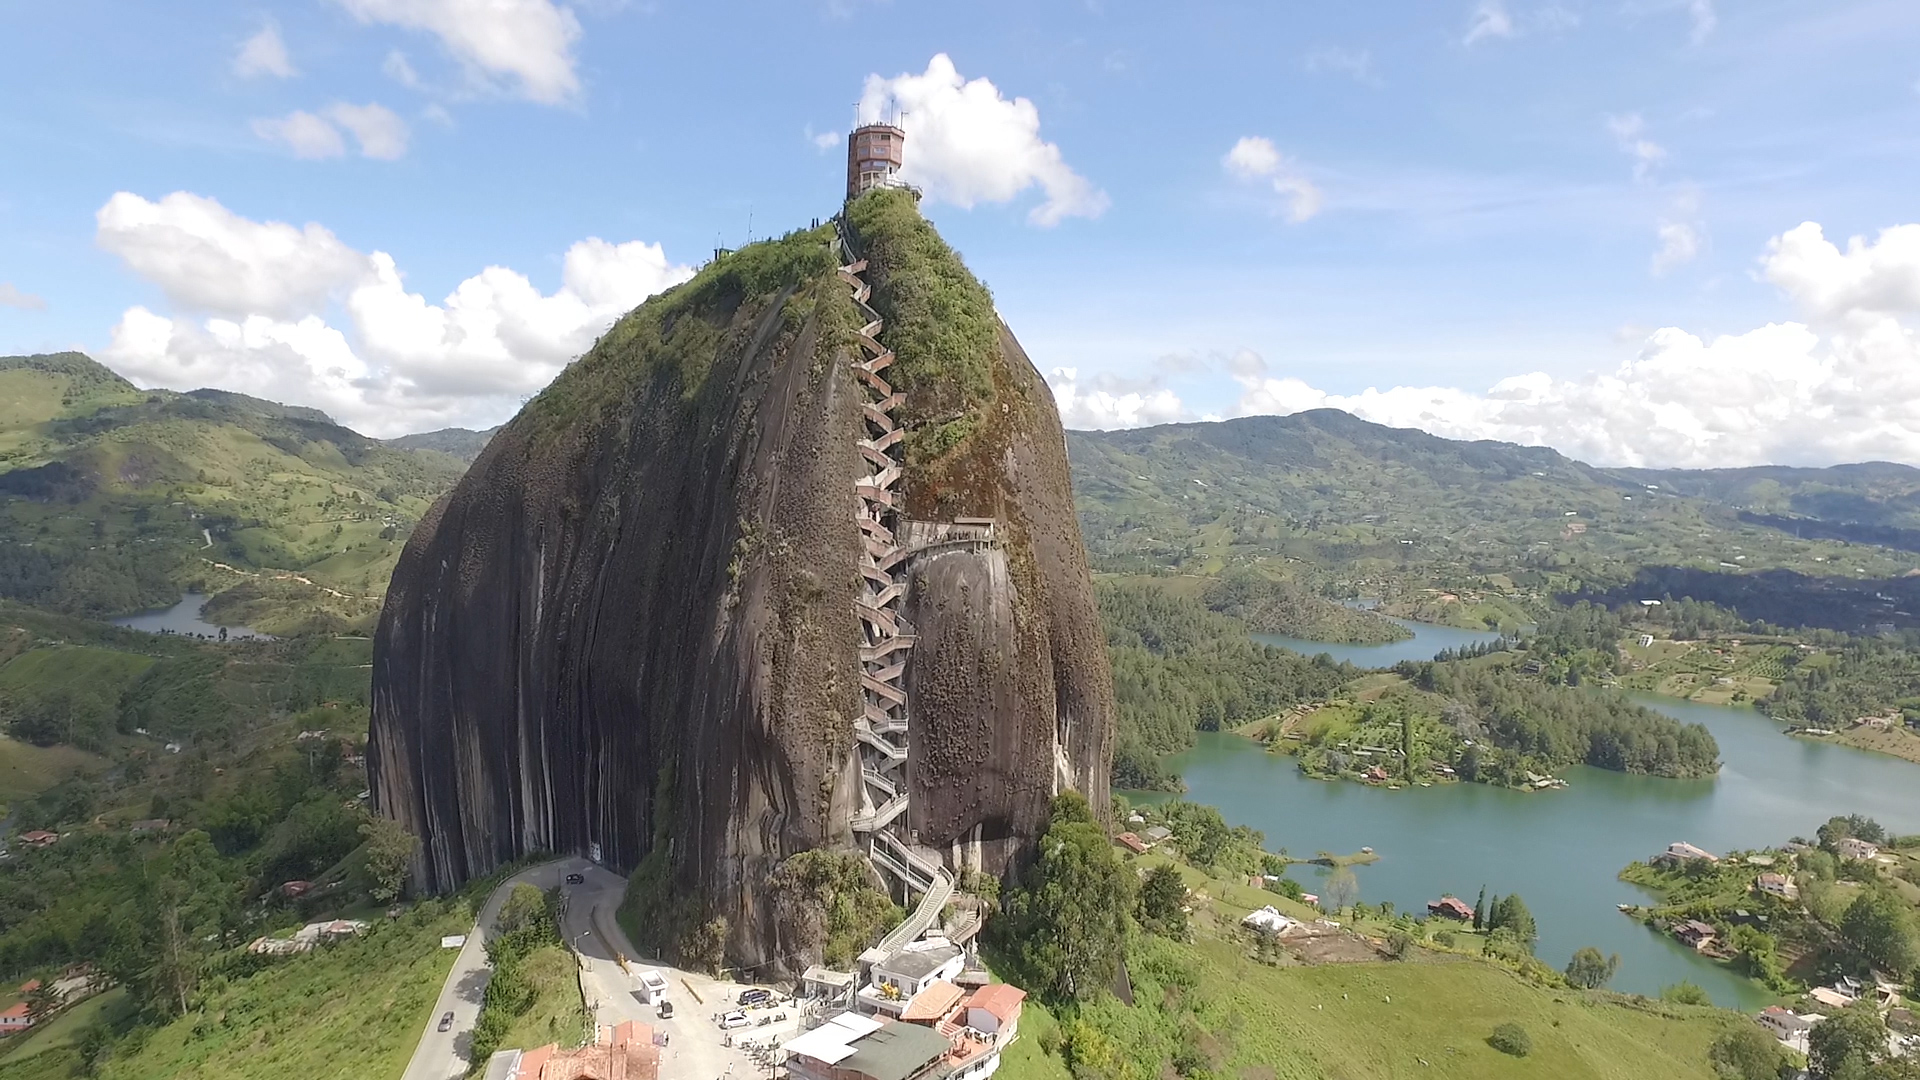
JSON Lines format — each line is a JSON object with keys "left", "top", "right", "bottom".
{"left": 326, "top": 102, "right": 411, "bottom": 159}
{"left": 1041, "top": 221, "right": 1920, "bottom": 467}
{"left": 1304, "top": 46, "right": 1380, "bottom": 86}
{"left": 0, "top": 283, "right": 47, "bottom": 311}
{"left": 252, "top": 111, "right": 348, "bottom": 159}
{"left": 333, "top": 0, "right": 582, "bottom": 105}
{"left": 1607, "top": 113, "right": 1667, "bottom": 181}
{"left": 1464, "top": 1, "right": 1577, "bottom": 45}
{"left": 96, "top": 192, "right": 372, "bottom": 318}
{"left": 1223, "top": 136, "right": 1324, "bottom": 223}
{"left": 234, "top": 24, "right": 297, "bottom": 79}
{"left": 1762, "top": 222, "right": 1920, "bottom": 321}
{"left": 250, "top": 104, "right": 411, "bottom": 160}
{"left": 1652, "top": 220, "right": 1700, "bottom": 275}
{"left": 1045, "top": 367, "right": 1189, "bottom": 430}
{"left": 1204, "top": 220, "right": 1920, "bottom": 468}
{"left": 94, "top": 191, "right": 693, "bottom": 435}
{"left": 1688, "top": 0, "right": 1716, "bottom": 44}
{"left": 857, "top": 54, "right": 1109, "bottom": 226}
{"left": 383, "top": 50, "right": 422, "bottom": 88}
{"left": 805, "top": 125, "right": 840, "bottom": 152}
{"left": 1464, "top": 1, "right": 1515, "bottom": 45}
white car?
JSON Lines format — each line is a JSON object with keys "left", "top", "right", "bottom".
{"left": 719, "top": 1011, "right": 751, "bottom": 1029}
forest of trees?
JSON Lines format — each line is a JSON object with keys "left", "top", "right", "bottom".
{"left": 1405, "top": 661, "right": 1722, "bottom": 778}
{"left": 1763, "top": 634, "right": 1920, "bottom": 727}
{"left": 1099, "top": 582, "right": 1356, "bottom": 788}
{"left": 1200, "top": 569, "right": 1411, "bottom": 644}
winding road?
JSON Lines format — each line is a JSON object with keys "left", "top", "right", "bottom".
{"left": 399, "top": 859, "right": 579, "bottom": 1080}
{"left": 399, "top": 856, "right": 783, "bottom": 1080}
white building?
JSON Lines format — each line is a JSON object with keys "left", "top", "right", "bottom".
{"left": 859, "top": 940, "right": 965, "bottom": 1017}
{"left": 1241, "top": 906, "right": 1299, "bottom": 935}
{"left": 1757, "top": 1006, "right": 1818, "bottom": 1055}
{"left": 1835, "top": 837, "right": 1881, "bottom": 861}
{"left": 633, "top": 968, "right": 669, "bottom": 1004}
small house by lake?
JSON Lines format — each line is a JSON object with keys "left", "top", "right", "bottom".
{"left": 1674, "top": 919, "right": 1718, "bottom": 951}
{"left": 1427, "top": 896, "right": 1474, "bottom": 921}
{"left": 1755, "top": 873, "right": 1799, "bottom": 901}
{"left": 1654, "top": 841, "right": 1719, "bottom": 867}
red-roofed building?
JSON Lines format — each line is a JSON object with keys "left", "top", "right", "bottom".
{"left": 279, "top": 880, "right": 314, "bottom": 899}
{"left": 17, "top": 831, "right": 57, "bottom": 850}
{"left": 1427, "top": 897, "right": 1474, "bottom": 921}
{"left": 513, "top": 1044, "right": 555, "bottom": 1079}
{"left": 0, "top": 1003, "right": 31, "bottom": 1033}
{"left": 514, "top": 1020, "right": 657, "bottom": 1080}
{"left": 17, "top": 980, "right": 40, "bottom": 995}
{"left": 1115, "top": 832, "right": 1149, "bottom": 855}
{"left": 962, "top": 983, "right": 1026, "bottom": 1047}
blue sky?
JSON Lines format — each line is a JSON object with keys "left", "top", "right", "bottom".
{"left": 3, "top": 1, "right": 1919, "bottom": 465}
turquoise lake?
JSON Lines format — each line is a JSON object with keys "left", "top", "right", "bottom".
{"left": 1133, "top": 620, "right": 1920, "bottom": 1008}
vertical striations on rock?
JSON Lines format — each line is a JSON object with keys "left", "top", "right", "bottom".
{"left": 370, "top": 194, "right": 1113, "bottom": 973}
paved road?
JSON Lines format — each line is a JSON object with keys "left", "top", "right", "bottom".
{"left": 399, "top": 858, "right": 580, "bottom": 1080}
{"left": 401, "top": 857, "right": 799, "bottom": 1080}
{"left": 557, "top": 863, "right": 800, "bottom": 1080}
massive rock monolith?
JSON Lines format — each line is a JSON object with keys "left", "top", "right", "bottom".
{"left": 369, "top": 191, "right": 1112, "bottom": 971}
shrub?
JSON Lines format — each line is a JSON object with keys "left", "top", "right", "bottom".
{"left": 1660, "top": 980, "right": 1713, "bottom": 1005}
{"left": 1488, "top": 1022, "right": 1532, "bottom": 1058}
{"left": 1564, "top": 945, "right": 1620, "bottom": 989}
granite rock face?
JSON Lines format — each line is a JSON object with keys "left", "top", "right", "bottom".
{"left": 369, "top": 206, "right": 1112, "bottom": 970}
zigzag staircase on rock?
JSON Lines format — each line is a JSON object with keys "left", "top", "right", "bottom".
{"left": 836, "top": 222, "right": 950, "bottom": 918}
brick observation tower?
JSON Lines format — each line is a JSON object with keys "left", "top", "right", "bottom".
{"left": 846, "top": 122, "right": 906, "bottom": 199}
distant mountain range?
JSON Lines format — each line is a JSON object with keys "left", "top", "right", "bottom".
{"left": 1065, "top": 410, "right": 1920, "bottom": 630}
{"left": 384, "top": 425, "right": 500, "bottom": 462}
{"left": 8, "top": 351, "right": 1920, "bottom": 633}
{"left": 0, "top": 352, "right": 465, "bottom": 631}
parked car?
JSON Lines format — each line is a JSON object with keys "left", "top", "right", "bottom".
{"left": 438, "top": 1011, "right": 455, "bottom": 1032}
{"left": 719, "top": 1011, "right": 751, "bottom": 1029}
{"left": 565, "top": 873, "right": 585, "bottom": 885}
{"left": 738, "top": 988, "right": 772, "bottom": 1008}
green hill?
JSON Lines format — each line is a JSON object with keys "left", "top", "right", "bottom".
{"left": 1067, "top": 411, "right": 1920, "bottom": 631}
{"left": 0, "top": 354, "right": 468, "bottom": 633}
{"left": 382, "top": 425, "right": 499, "bottom": 463}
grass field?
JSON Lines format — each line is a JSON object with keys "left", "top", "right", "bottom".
{"left": 67, "top": 901, "right": 473, "bottom": 1080}
{"left": 498, "top": 943, "right": 590, "bottom": 1054}
{"left": 997, "top": 996, "right": 1069, "bottom": 1080}
{"left": 997, "top": 851, "right": 1740, "bottom": 1080}
{"left": 0, "top": 737, "right": 106, "bottom": 806}
{"left": 1183, "top": 943, "right": 1732, "bottom": 1080}
{"left": 0, "top": 646, "right": 156, "bottom": 699}
{"left": 1815, "top": 723, "right": 1920, "bottom": 765}
{"left": 0, "top": 990, "right": 129, "bottom": 1064}
{"left": 998, "top": 941, "right": 1734, "bottom": 1080}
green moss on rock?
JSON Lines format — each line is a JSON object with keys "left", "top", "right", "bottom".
{"left": 843, "top": 190, "right": 999, "bottom": 466}
{"left": 520, "top": 225, "right": 838, "bottom": 441}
